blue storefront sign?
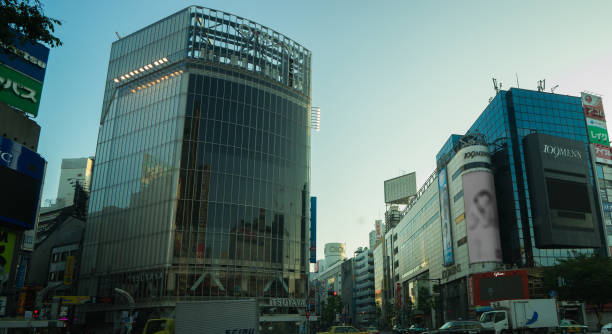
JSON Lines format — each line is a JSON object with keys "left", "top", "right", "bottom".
{"left": 603, "top": 201, "right": 612, "bottom": 212}
{"left": 0, "top": 136, "right": 45, "bottom": 229}
{"left": 0, "top": 30, "right": 49, "bottom": 83}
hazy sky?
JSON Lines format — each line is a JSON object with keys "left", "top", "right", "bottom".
{"left": 36, "top": 1, "right": 612, "bottom": 261}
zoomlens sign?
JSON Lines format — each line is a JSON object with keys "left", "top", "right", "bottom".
{"left": 0, "top": 64, "right": 42, "bottom": 117}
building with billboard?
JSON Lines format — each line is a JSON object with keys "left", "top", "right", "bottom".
{"left": 378, "top": 88, "right": 608, "bottom": 327}
{"left": 79, "top": 6, "right": 312, "bottom": 328}
{"left": 581, "top": 93, "right": 612, "bottom": 256}
{"left": 592, "top": 144, "right": 612, "bottom": 255}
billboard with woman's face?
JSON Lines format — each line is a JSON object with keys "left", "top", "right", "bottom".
{"left": 438, "top": 168, "right": 453, "bottom": 266}
{"left": 462, "top": 171, "right": 502, "bottom": 263}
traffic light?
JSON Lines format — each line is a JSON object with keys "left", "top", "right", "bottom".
{"left": 33, "top": 309, "right": 39, "bottom": 319}
{"left": 306, "top": 312, "right": 310, "bottom": 319}
{"left": 333, "top": 291, "right": 337, "bottom": 296}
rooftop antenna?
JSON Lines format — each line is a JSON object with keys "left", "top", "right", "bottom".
{"left": 115, "top": 32, "right": 122, "bottom": 40}
{"left": 537, "top": 79, "right": 546, "bottom": 92}
{"left": 551, "top": 85, "right": 559, "bottom": 94}
{"left": 492, "top": 78, "right": 502, "bottom": 93}
{"left": 515, "top": 73, "right": 520, "bottom": 88}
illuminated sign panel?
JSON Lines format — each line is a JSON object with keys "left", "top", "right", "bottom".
{"left": 0, "top": 32, "right": 49, "bottom": 82}
{"left": 0, "top": 64, "right": 43, "bottom": 117}
{"left": 0, "top": 136, "right": 45, "bottom": 229}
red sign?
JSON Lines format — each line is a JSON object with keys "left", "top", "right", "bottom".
{"left": 594, "top": 143, "right": 612, "bottom": 165}
{"left": 582, "top": 93, "right": 606, "bottom": 122}
{"left": 467, "top": 276, "right": 474, "bottom": 306}
{"left": 471, "top": 269, "right": 528, "bottom": 307}
{"left": 396, "top": 283, "right": 402, "bottom": 308}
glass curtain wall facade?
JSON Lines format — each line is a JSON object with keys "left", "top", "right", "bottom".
{"left": 80, "top": 6, "right": 311, "bottom": 307}
{"left": 466, "top": 88, "right": 599, "bottom": 267}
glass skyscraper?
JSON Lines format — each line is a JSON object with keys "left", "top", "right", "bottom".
{"left": 439, "top": 88, "right": 603, "bottom": 268}
{"left": 80, "top": 6, "right": 311, "bottom": 318}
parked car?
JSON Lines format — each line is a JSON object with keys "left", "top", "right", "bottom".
{"left": 393, "top": 325, "right": 409, "bottom": 334}
{"left": 366, "top": 327, "right": 380, "bottom": 334}
{"left": 317, "top": 326, "right": 368, "bottom": 334}
{"left": 407, "top": 324, "right": 428, "bottom": 334}
{"left": 601, "top": 323, "right": 612, "bottom": 334}
{"left": 559, "top": 319, "right": 588, "bottom": 334}
{"left": 423, "top": 321, "right": 495, "bottom": 334}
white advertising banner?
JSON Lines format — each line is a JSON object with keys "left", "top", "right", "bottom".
{"left": 462, "top": 171, "right": 503, "bottom": 263}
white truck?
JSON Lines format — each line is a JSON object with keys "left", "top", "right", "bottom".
{"left": 143, "top": 299, "right": 259, "bottom": 334}
{"left": 480, "top": 299, "right": 559, "bottom": 334}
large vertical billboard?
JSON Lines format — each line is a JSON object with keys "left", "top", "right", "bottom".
{"left": 462, "top": 171, "right": 503, "bottom": 263}
{"left": 523, "top": 133, "right": 601, "bottom": 248}
{"left": 438, "top": 167, "right": 453, "bottom": 266}
{"left": 0, "top": 136, "right": 45, "bottom": 229}
{"left": 0, "top": 30, "right": 49, "bottom": 117}
{"left": 581, "top": 93, "right": 609, "bottom": 146}
{"left": 310, "top": 196, "right": 317, "bottom": 263}
{"left": 0, "top": 228, "right": 16, "bottom": 288}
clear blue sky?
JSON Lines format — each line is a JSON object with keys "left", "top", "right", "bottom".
{"left": 36, "top": 1, "right": 612, "bottom": 260}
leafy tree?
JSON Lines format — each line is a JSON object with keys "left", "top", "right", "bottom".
{"left": 398, "top": 298, "right": 413, "bottom": 326}
{"left": 543, "top": 255, "right": 612, "bottom": 329}
{"left": 417, "top": 286, "right": 432, "bottom": 316}
{"left": 384, "top": 301, "right": 396, "bottom": 329}
{"left": 1, "top": 0, "right": 62, "bottom": 49}
{"left": 321, "top": 295, "right": 343, "bottom": 329}
{"left": 375, "top": 304, "right": 384, "bottom": 329}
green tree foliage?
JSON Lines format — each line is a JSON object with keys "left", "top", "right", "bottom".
{"left": 543, "top": 255, "right": 612, "bottom": 329}
{"left": 1, "top": 0, "right": 61, "bottom": 49}
{"left": 384, "top": 301, "right": 396, "bottom": 329}
{"left": 321, "top": 295, "right": 343, "bottom": 329}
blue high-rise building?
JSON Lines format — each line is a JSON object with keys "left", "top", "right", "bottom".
{"left": 439, "top": 88, "right": 605, "bottom": 268}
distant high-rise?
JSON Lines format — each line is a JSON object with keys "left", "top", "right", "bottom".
{"left": 385, "top": 205, "right": 401, "bottom": 230}
{"left": 56, "top": 157, "right": 93, "bottom": 206}
{"left": 79, "top": 6, "right": 312, "bottom": 325}
{"left": 369, "top": 230, "right": 377, "bottom": 249}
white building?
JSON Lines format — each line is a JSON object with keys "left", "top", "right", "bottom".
{"left": 56, "top": 157, "right": 94, "bottom": 206}
{"left": 354, "top": 247, "right": 375, "bottom": 326}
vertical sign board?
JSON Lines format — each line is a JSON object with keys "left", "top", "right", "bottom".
{"left": 0, "top": 64, "right": 43, "bottom": 116}
{"left": 310, "top": 196, "right": 317, "bottom": 263}
{"left": 438, "top": 167, "right": 454, "bottom": 266}
{"left": 0, "top": 30, "right": 49, "bottom": 117}
{"left": 0, "top": 229, "right": 16, "bottom": 288}
{"left": 0, "top": 296, "right": 7, "bottom": 316}
{"left": 581, "top": 93, "right": 610, "bottom": 146}
{"left": 64, "top": 255, "right": 76, "bottom": 285}
{"left": 0, "top": 136, "right": 45, "bottom": 229}
{"left": 594, "top": 143, "right": 612, "bottom": 165}
{"left": 15, "top": 254, "right": 29, "bottom": 288}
